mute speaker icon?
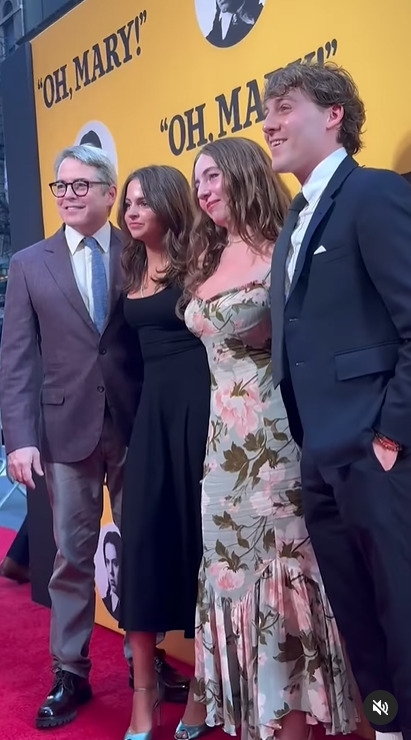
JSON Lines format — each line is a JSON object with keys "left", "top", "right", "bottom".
{"left": 363, "top": 690, "right": 398, "bottom": 725}
{"left": 373, "top": 699, "right": 389, "bottom": 716}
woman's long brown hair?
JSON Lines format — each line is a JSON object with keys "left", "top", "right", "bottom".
{"left": 181, "top": 136, "right": 291, "bottom": 309}
{"left": 117, "top": 165, "right": 194, "bottom": 294}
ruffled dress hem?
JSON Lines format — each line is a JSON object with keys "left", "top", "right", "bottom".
{"left": 194, "top": 558, "right": 359, "bottom": 740}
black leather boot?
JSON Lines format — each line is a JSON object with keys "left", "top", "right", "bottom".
{"left": 36, "top": 669, "right": 92, "bottom": 729}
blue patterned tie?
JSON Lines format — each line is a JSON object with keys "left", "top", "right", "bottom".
{"left": 84, "top": 236, "right": 108, "bottom": 333}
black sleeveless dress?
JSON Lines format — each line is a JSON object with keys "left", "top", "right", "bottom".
{"left": 119, "top": 285, "right": 210, "bottom": 636}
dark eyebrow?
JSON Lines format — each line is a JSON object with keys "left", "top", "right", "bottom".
{"left": 194, "top": 165, "right": 219, "bottom": 186}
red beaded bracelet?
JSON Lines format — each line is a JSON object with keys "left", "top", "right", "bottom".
{"left": 374, "top": 432, "right": 402, "bottom": 452}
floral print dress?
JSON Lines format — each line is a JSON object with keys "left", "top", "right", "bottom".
{"left": 184, "top": 273, "right": 358, "bottom": 740}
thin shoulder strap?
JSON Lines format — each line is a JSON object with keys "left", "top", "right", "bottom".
{"left": 262, "top": 266, "right": 272, "bottom": 286}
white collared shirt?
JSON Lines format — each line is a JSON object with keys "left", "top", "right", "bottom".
{"left": 287, "top": 148, "right": 348, "bottom": 285}
{"left": 220, "top": 2, "right": 246, "bottom": 38}
{"left": 111, "top": 591, "right": 119, "bottom": 614}
{"left": 65, "top": 221, "right": 111, "bottom": 322}
{"left": 220, "top": 10, "right": 233, "bottom": 38}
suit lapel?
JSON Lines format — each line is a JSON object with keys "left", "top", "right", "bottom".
{"left": 271, "top": 214, "right": 295, "bottom": 310}
{"left": 43, "top": 226, "right": 97, "bottom": 332}
{"left": 43, "top": 224, "right": 125, "bottom": 334}
{"left": 287, "top": 196, "right": 334, "bottom": 298}
{"left": 106, "top": 226, "right": 124, "bottom": 324}
{"left": 287, "top": 155, "right": 358, "bottom": 300}
{"left": 270, "top": 211, "right": 301, "bottom": 387}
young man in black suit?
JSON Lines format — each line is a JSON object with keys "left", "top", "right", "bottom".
{"left": 206, "top": 0, "right": 262, "bottom": 48}
{"left": 264, "top": 61, "right": 411, "bottom": 740}
{"left": 101, "top": 530, "right": 121, "bottom": 620}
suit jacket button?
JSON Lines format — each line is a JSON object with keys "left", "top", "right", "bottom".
{"left": 99, "top": 348, "right": 107, "bottom": 355}
{"left": 295, "top": 362, "right": 305, "bottom": 367}
{"left": 97, "top": 385, "right": 105, "bottom": 392}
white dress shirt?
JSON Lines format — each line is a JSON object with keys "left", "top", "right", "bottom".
{"left": 220, "top": 10, "right": 233, "bottom": 39}
{"left": 110, "top": 591, "right": 119, "bottom": 615}
{"left": 65, "top": 221, "right": 111, "bottom": 323}
{"left": 287, "top": 148, "right": 348, "bottom": 286}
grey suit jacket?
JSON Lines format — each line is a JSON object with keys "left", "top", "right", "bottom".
{"left": 0, "top": 224, "right": 142, "bottom": 463}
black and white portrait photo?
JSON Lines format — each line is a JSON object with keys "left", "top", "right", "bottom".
{"left": 195, "top": 0, "right": 266, "bottom": 48}
{"left": 74, "top": 120, "right": 118, "bottom": 173}
{"left": 94, "top": 524, "right": 122, "bottom": 621}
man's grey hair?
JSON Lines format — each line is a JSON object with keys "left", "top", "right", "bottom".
{"left": 54, "top": 144, "right": 117, "bottom": 187}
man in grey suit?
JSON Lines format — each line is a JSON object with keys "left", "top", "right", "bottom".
{"left": 0, "top": 145, "right": 188, "bottom": 729}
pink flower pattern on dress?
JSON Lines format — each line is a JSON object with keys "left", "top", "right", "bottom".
{"left": 190, "top": 309, "right": 216, "bottom": 337}
{"left": 209, "top": 561, "right": 246, "bottom": 590}
{"left": 249, "top": 488, "right": 274, "bottom": 517}
{"left": 184, "top": 279, "right": 358, "bottom": 740}
{"left": 214, "top": 377, "right": 262, "bottom": 437}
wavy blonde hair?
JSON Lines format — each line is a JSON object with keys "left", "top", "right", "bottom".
{"left": 180, "top": 137, "right": 291, "bottom": 310}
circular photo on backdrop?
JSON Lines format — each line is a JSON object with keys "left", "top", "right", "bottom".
{"left": 74, "top": 120, "right": 118, "bottom": 173}
{"left": 195, "top": 0, "right": 266, "bottom": 48}
{"left": 95, "top": 523, "right": 122, "bottom": 621}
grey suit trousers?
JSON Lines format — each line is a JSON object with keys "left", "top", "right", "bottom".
{"left": 45, "top": 410, "right": 129, "bottom": 677}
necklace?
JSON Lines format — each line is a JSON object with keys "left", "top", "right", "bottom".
{"left": 140, "top": 272, "right": 149, "bottom": 298}
{"left": 140, "top": 272, "right": 158, "bottom": 297}
{"left": 140, "top": 260, "right": 168, "bottom": 298}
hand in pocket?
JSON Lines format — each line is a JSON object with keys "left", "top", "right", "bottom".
{"left": 372, "top": 438, "right": 398, "bottom": 471}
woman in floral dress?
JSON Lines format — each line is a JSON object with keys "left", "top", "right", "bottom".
{"left": 178, "top": 137, "right": 358, "bottom": 740}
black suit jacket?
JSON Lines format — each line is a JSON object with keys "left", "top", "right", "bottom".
{"left": 206, "top": 6, "right": 261, "bottom": 47}
{"left": 271, "top": 155, "right": 411, "bottom": 467}
{"left": 102, "top": 589, "right": 120, "bottom": 621}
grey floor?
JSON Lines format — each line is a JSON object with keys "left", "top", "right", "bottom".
{"left": 0, "top": 475, "right": 26, "bottom": 532}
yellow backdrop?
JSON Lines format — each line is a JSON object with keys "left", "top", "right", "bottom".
{"left": 28, "top": 0, "right": 411, "bottom": 688}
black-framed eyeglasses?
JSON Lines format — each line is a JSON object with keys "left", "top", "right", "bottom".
{"left": 49, "top": 179, "right": 110, "bottom": 198}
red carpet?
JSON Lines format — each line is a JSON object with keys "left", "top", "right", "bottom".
{"left": 0, "top": 527, "right": 367, "bottom": 740}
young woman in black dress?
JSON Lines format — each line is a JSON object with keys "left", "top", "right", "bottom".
{"left": 117, "top": 165, "right": 210, "bottom": 740}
